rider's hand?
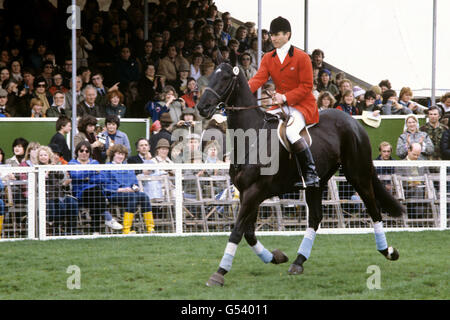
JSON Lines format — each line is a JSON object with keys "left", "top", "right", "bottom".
{"left": 272, "top": 93, "right": 285, "bottom": 105}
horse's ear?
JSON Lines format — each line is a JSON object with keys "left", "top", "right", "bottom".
{"left": 229, "top": 50, "right": 238, "bottom": 67}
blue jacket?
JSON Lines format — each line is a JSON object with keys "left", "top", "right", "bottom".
{"left": 68, "top": 158, "right": 104, "bottom": 199}
{"left": 102, "top": 129, "right": 131, "bottom": 160}
{"left": 99, "top": 162, "right": 138, "bottom": 195}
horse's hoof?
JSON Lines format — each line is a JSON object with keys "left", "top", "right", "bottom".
{"left": 206, "top": 272, "right": 224, "bottom": 287}
{"left": 386, "top": 247, "right": 399, "bottom": 261}
{"left": 271, "top": 249, "right": 289, "bottom": 264}
{"left": 288, "top": 263, "right": 304, "bottom": 275}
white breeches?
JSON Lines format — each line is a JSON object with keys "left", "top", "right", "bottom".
{"left": 268, "top": 106, "right": 305, "bottom": 143}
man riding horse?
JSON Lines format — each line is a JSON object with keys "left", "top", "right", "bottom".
{"left": 248, "top": 16, "right": 320, "bottom": 188}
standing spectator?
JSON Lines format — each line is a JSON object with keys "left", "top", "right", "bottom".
{"left": 380, "top": 89, "right": 412, "bottom": 115}
{"left": 77, "top": 66, "right": 92, "bottom": 90}
{"left": 239, "top": 52, "right": 256, "bottom": 81}
{"left": 396, "top": 114, "right": 434, "bottom": 160}
{"left": 70, "top": 29, "right": 93, "bottom": 68}
{"left": 73, "top": 115, "right": 104, "bottom": 163}
{"left": 235, "top": 26, "right": 249, "bottom": 53}
{"left": 105, "top": 89, "right": 127, "bottom": 118}
{"left": 46, "top": 91, "right": 72, "bottom": 118}
{"left": 213, "top": 18, "right": 231, "bottom": 47}
{"left": 437, "top": 92, "right": 450, "bottom": 126}
{"left": 316, "top": 91, "right": 336, "bottom": 111}
{"left": 62, "top": 58, "right": 73, "bottom": 88}
{"left": 137, "top": 64, "right": 163, "bottom": 112}
{"left": 100, "top": 144, "right": 154, "bottom": 234}
{"left": 77, "top": 85, "right": 105, "bottom": 118}
{"left": 370, "top": 85, "right": 383, "bottom": 106}
{"left": 171, "top": 62, "right": 190, "bottom": 97}
{"left": 154, "top": 85, "right": 185, "bottom": 124}
{"left": 190, "top": 52, "right": 204, "bottom": 81}
{"left": 378, "top": 79, "right": 392, "bottom": 94}
{"left": 311, "top": 49, "right": 324, "bottom": 73}
{"left": 335, "top": 89, "right": 359, "bottom": 115}
{"left": 261, "top": 29, "right": 274, "bottom": 53}
{"left": 138, "top": 41, "right": 159, "bottom": 71}
{"left": 102, "top": 114, "right": 132, "bottom": 161}
{"left": 359, "top": 90, "right": 381, "bottom": 114}
{"left": 317, "top": 69, "right": 338, "bottom": 96}
{"left": 246, "top": 38, "right": 259, "bottom": 69}
{"left": 419, "top": 106, "right": 448, "bottom": 160}
{"left": 49, "top": 116, "right": 72, "bottom": 162}
{"left": 441, "top": 127, "right": 450, "bottom": 160}
{"left": 334, "top": 78, "right": 353, "bottom": 106}
{"left": 37, "top": 145, "right": 80, "bottom": 235}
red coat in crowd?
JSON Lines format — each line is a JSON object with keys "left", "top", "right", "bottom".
{"left": 248, "top": 45, "right": 319, "bottom": 125}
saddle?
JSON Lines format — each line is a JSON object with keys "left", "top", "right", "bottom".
{"left": 264, "top": 112, "right": 313, "bottom": 153}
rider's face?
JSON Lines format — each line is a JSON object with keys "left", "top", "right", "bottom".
{"left": 270, "top": 31, "right": 290, "bottom": 49}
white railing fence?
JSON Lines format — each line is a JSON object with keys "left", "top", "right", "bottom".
{"left": 0, "top": 161, "right": 448, "bottom": 241}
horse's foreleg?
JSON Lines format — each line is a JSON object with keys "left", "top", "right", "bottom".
{"left": 289, "top": 187, "right": 323, "bottom": 275}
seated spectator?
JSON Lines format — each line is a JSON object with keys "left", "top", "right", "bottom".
{"left": 32, "top": 76, "right": 52, "bottom": 115}
{"left": 396, "top": 114, "right": 434, "bottom": 160}
{"left": 77, "top": 66, "right": 92, "bottom": 90}
{"left": 370, "top": 85, "right": 383, "bottom": 105}
{"left": 235, "top": 26, "right": 249, "bottom": 53}
{"left": 378, "top": 79, "right": 392, "bottom": 94}
{"left": 261, "top": 29, "right": 274, "bottom": 52}
{"left": 239, "top": 52, "right": 256, "bottom": 81}
{"left": 138, "top": 40, "right": 160, "bottom": 72}
{"left": 419, "top": 106, "right": 448, "bottom": 160}
{"left": 157, "top": 43, "right": 189, "bottom": 83}
{"left": 46, "top": 91, "right": 72, "bottom": 118}
{"left": 437, "top": 92, "right": 450, "bottom": 126}
{"left": 182, "top": 133, "right": 203, "bottom": 164}
{"left": 100, "top": 144, "right": 154, "bottom": 234}
{"left": 398, "top": 87, "right": 427, "bottom": 115}
{"left": 137, "top": 64, "right": 163, "bottom": 115}
{"left": 128, "top": 138, "right": 153, "bottom": 164}
{"left": 353, "top": 86, "right": 366, "bottom": 104}
{"left": 246, "top": 38, "right": 259, "bottom": 69}
{"left": 37, "top": 145, "right": 80, "bottom": 235}
{"left": 317, "top": 91, "right": 336, "bottom": 111}
{"left": 10, "top": 59, "right": 23, "bottom": 85}
{"left": 6, "top": 137, "right": 28, "bottom": 166}
{"left": 40, "top": 60, "right": 55, "bottom": 87}
{"left": 77, "top": 85, "right": 105, "bottom": 118}
{"left": 317, "top": 69, "right": 339, "bottom": 97}
{"left": 29, "top": 97, "right": 46, "bottom": 118}
{"left": 150, "top": 112, "right": 173, "bottom": 157}
{"left": 213, "top": 18, "right": 231, "bottom": 47}
{"left": 160, "top": 85, "right": 185, "bottom": 123}
{"left": 181, "top": 77, "right": 199, "bottom": 108}
{"left": 102, "top": 114, "right": 131, "bottom": 162}
{"left": 375, "top": 141, "right": 395, "bottom": 178}
{"left": 172, "top": 108, "right": 200, "bottom": 138}
{"left": 219, "top": 45, "right": 230, "bottom": 62}
{"left": 228, "top": 39, "right": 240, "bottom": 57}
{"left": 358, "top": 90, "right": 381, "bottom": 114}
{"left": 49, "top": 116, "right": 72, "bottom": 162}
{"left": 201, "top": 113, "right": 228, "bottom": 159}
{"left": 68, "top": 141, "right": 123, "bottom": 232}
{"left": 197, "top": 61, "right": 215, "bottom": 91}
{"left": 150, "top": 120, "right": 161, "bottom": 135}
{"left": 48, "top": 143, "right": 68, "bottom": 165}
{"left": 48, "top": 72, "right": 68, "bottom": 96}
{"left": 190, "top": 52, "right": 204, "bottom": 81}
{"left": 380, "top": 89, "right": 412, "bottom": 115}
{"left": 0, "top": 88, "right": 13, "bottom": 117}
{"left": 0, "top": 66, "right": 11, "bottom": 88}
{"left": 74, "top": 115, "right": 104, "bottom": 163}
{"left": 335, "top": 89, "right": 359, "bottom": 115}
{"left": 105, "top": 89, "right": 127, "bottom": 118}
{"left": 65, "top": 76, "right": 84, "bottom": 112}
{"left": 222, "top": 12, "right": 237, "bottom": 39}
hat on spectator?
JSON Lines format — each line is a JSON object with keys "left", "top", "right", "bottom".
{"left": 159, "top": 112, "right": 173, "bottom": 125}
{"left": 155, "top": 138, "right": 171, "bottom": 150}
{"left": 181, "top": 107, "right": 197, "bottom": 120}
{"left": 270, "top": 16, "right": 291, "bottom": 34}
{"left": 353, "top": 86, "right": 366, "bottom": 98}
{"left": 318, "top": 68, "right": 331, "bottom": 78}
{"left": 362, "top": 111, "right": 381, "bottom": 128}
{"left": 0, "top": 88, "right": 7, "bottom": 97}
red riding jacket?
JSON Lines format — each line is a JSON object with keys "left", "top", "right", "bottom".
{"left": 248, "top": 45, "right": 319, "bottom": 125}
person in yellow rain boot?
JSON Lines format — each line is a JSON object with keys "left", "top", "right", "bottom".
{"left": 100, "top": 144, "right": 154, "bottom": 234}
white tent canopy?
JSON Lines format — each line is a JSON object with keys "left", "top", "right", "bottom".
{"left": 215, "top": 0, "right": 450, "bottom": 98}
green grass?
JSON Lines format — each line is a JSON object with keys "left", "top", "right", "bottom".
{"left": 0, "top": 231, "right": 448, "bottom": 300}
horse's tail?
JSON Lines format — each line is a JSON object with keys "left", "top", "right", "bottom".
{"left": 371, "top": 170, "right": 405, "bottom": 217}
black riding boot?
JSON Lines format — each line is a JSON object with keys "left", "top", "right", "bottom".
{"left": 292, "top": 138, "right": 320, "bottom": 188}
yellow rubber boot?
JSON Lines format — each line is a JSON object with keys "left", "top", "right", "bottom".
{"left": 143, "top": 212, "right": 155, "bottom": 233}
{"left": 122, "top": 212, "right": 134, "bottom": 234}
{"left": 0, "top": 215, "right": 4, "bottom": 239}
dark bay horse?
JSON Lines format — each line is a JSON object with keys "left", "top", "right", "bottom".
{"left": 197, "top": 63, "right": 404, "bottom": 287}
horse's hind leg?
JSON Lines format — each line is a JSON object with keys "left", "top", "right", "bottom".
{"left": 344, "top": 170, "right": 399, "bottom": 261}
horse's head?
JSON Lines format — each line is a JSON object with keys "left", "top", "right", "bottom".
{"left": 197, "top": 62, "right": 242, "bottom": 119}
